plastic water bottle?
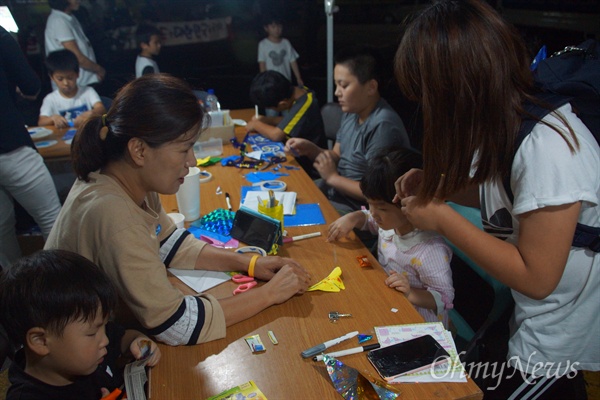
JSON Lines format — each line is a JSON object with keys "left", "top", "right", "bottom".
{"left": 205, "top": 89, "right": 220, "bottom": 112}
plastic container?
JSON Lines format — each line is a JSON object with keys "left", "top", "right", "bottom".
{"left": 205, "top": 89, "right": 220, "bottom": 112}
{"left": 193, "top": 137, "right": 223, "bottom": 158}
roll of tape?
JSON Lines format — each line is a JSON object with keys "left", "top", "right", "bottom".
{"left": 253, "top": 180, "right": 287, "bottom": 192}
{"left": 235, "top": 246, "right": 267, "bottom": 257}
{"left": 199, "top": 171, "right": 212, "bottom": 183}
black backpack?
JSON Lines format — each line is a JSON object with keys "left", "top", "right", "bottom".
{"left": 503, "top": 40, "right": 600, "bottom": 252}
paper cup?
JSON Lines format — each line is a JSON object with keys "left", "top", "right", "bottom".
{"left": 167, "top": 212, "right": 185, "bottom": 229}
{"left": 175, "top": 167, "right": 201, "bottom": 221}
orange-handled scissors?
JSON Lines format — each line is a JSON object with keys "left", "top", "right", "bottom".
{"left": 232, "top": 274, "right": 257, "bottom": 295}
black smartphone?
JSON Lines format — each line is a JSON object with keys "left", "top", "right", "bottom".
{"left": 367, "top": 334, "right": 451, "bottom": 381}
{"left": 229, "top": 207, "right": 282, "bottom": 252}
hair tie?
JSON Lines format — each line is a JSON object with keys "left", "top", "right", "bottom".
{"left": 99, "top": 114, "right": 109, "bottom": 141}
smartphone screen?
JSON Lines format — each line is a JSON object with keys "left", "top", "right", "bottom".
{"left": 230, "top": 208, "right": 279, "bottom": 252}
{"left": 367, "top": 334, "right": 450, "bottom": 381}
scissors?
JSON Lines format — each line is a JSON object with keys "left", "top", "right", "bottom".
{"left": 232, "top": 274, "right": 257, "bottom": 295}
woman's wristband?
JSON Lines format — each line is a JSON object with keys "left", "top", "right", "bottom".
{"left": 247, "top": 255, "right": 259, "bottom": 277}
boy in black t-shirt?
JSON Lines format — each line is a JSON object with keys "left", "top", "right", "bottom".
{"left": 248, "top": 70, "right": 327, "bottom": 176}
{"left": 0, "top": 250, "right": 161, "bottom": 400}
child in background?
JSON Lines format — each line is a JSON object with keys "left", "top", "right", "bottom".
{"left": 327, "top": 148, "right": 454, "bottom": 327}
{"left": 0, "top": 249, "right": 161, "bottom": 400}
{"left": 247, "top": 70, "right": 326, "bottom": 177}
{"left": 257, "top": 16, "right": 303, "bottom": 117}
{"left": 38, "top": 49, "right": 105, "bottom": 128}
{"left": 135, "top": 24, "right": 162, "bottom": 78}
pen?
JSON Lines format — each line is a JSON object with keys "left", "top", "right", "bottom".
{"left": 268, "top": 189, "right": 275, "bottom": 208}
{"left": 255, "top": 105, "right": 259, "bottom": 118}
{"left": 313, "top": 343, "right": 380, "bottom": 361}
{"left": 301, "top": 330, "right": 359, "bottom": 358}
{"left": 225, "top": 192, "right": 232, "bottom": 211}
{"left": 283, "top": 232, "right": 322, "bottom": 243}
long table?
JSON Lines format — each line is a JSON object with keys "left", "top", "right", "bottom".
{"left": 33, "top": 125, "right": 73, "bottom": 160}
{"left": 151, "top": 109, "right": 481, "bottom": 399}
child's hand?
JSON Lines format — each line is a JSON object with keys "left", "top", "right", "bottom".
{"left": 245, "top": 116, "right": 260, "bottom": 132}
{"left": 50, "top": 114, "right": 69, "bottom": 128}
{"left": 99, "top": 387, "right": 121, "bottom": 399}
{"left": 385, "top": 271, "right": 411, "bottom": 297}
{"left": 313, "top": 150, "right": 339, "bottom": 182}
{"left": 327, "top": 213, "right": 360, "bottom": 242}
{"left": 284, "top": 137, "right": 309, "bottom": 156}
{"left": 130, "top": 336, "right": 161, "bottom": 367}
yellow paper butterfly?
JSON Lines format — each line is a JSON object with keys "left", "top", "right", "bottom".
{"left": 308, "top": 266, "right": 345, "bottom": 292}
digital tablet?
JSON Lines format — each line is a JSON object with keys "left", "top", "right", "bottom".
{"left": 367, "top": 334, "right": 450, "bottom": 381}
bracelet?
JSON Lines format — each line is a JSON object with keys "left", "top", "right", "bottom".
{"left": 247, "top": 255, "right": 259, "bottom": 278}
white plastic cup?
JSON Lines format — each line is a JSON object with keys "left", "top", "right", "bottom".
{"left": 175, "top": 167, "right": 201, "bottom": 221}
{"left": 167, "top": 212, "right": 185, "bottom": 229}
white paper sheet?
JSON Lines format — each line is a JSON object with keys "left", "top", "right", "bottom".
{"left": 169, "top": 269, "right": 231, "bottom": 293}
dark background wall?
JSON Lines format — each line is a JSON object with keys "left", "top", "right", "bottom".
{"left": 4, "top": 0, "right": 599, "bottom": 147}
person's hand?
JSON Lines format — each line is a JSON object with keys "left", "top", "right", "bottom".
{"left": 263, "top": 263, "right": 312, "bottom": 304}
{"left": 385, "top": 271, "right": 411, "bottom": 297}
{"left": 327, "top": 213, "right": 361, "bottom": 242}
{"left": 297, "top": 79, "right": 304, "bottom": 87}
{"left": 50, "top": 114, "right": 69, "bottom": 128}
{"left": 96, "top": 65, "right": 106, "bottom": 82}
{"left": 252, "top": 255, "right": 305, "bottom": 281}
{"left": 129, "top": 336, "right": 161, "bottom": 367}
{"left": 284, "top": 137, "right": 310, "bottom": 157}
{"left": 100, "top": 388, "right": 111, "bottom": 399}
{"left": 245, "top": 115, "right": 261, "bottom": 133}
{"left": 313, "top": 150, "right": 339, "bottom": 182}
{"left": 393, "top": 168, "right": 424, "bottom": 203}
{"left": 399, "top": 195, "right": 447, "bottom": 232}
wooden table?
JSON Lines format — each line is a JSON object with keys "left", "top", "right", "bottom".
{"left": 33, "top": 125, "right": 73, "bottom": 160}
{"left": 151, "top": 109, "right": 482, "bottom": 399}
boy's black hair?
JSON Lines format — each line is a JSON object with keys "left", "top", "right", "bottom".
{"left": 334, "top": 45, "right": 384, "bottom": 87}
{"left": 261, "top": 14, "right": 282, "bottom": 27}
{"left": 45, "top": 49, "right": 79, "bottom": 75}
{"left": 48, "top": 0, "right": 69, "bottom": 11}
{"left": 360, "top": 146, "right": 422, "bottom": 203}
{"left": 0, "top": 250, "right": 117, "bottom": 347}
{"left": 136, "top": 23, "right": 161, "bottom": 48}
{"left": 249, "top": 70, "right": 294, "bottom": 108}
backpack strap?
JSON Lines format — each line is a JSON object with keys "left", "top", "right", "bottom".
{"left": 505, "top": 93, "right": 600, "bottom": 253}
{"left": 504, "top": 92, "right": 571, "bottom": 203}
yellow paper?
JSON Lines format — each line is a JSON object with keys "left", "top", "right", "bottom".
{"left": 196, "top": 156, "right": 212, "bottom": 166}
{"left": 308, "top": 266, "right": 345, "bottom": 292}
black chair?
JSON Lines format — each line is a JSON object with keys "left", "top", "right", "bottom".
{"left": 100, "top": 96, "right": 113, "bottom": 111}
{"left": 320, "top": 102, "right": 343, "bottom": 149}
{"left": 0, "top": 323, "right": 12, "bottom": 372}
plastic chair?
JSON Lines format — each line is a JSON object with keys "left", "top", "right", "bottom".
{"left": 445, "top": 202, "right": 513, "bottom": 362}
{"left": 320, "top": 102, "right": 343, "bottom": 149}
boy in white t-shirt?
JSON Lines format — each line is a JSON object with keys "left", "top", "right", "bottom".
{"left": 135, "top": 24, "right": 162, "bottom": 78}
{"left": 257, "top": 16, "right": 303, "bottom": 87}
{"left": 38, "top": 49, "right": 105, "bottom": 128}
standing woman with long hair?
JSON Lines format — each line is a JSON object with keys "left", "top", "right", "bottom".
{"left": 45, "top": 74, "right": 311, "bottom": 347}
{"left": 394, "top": 1, "right": 598, "bottom": 398}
